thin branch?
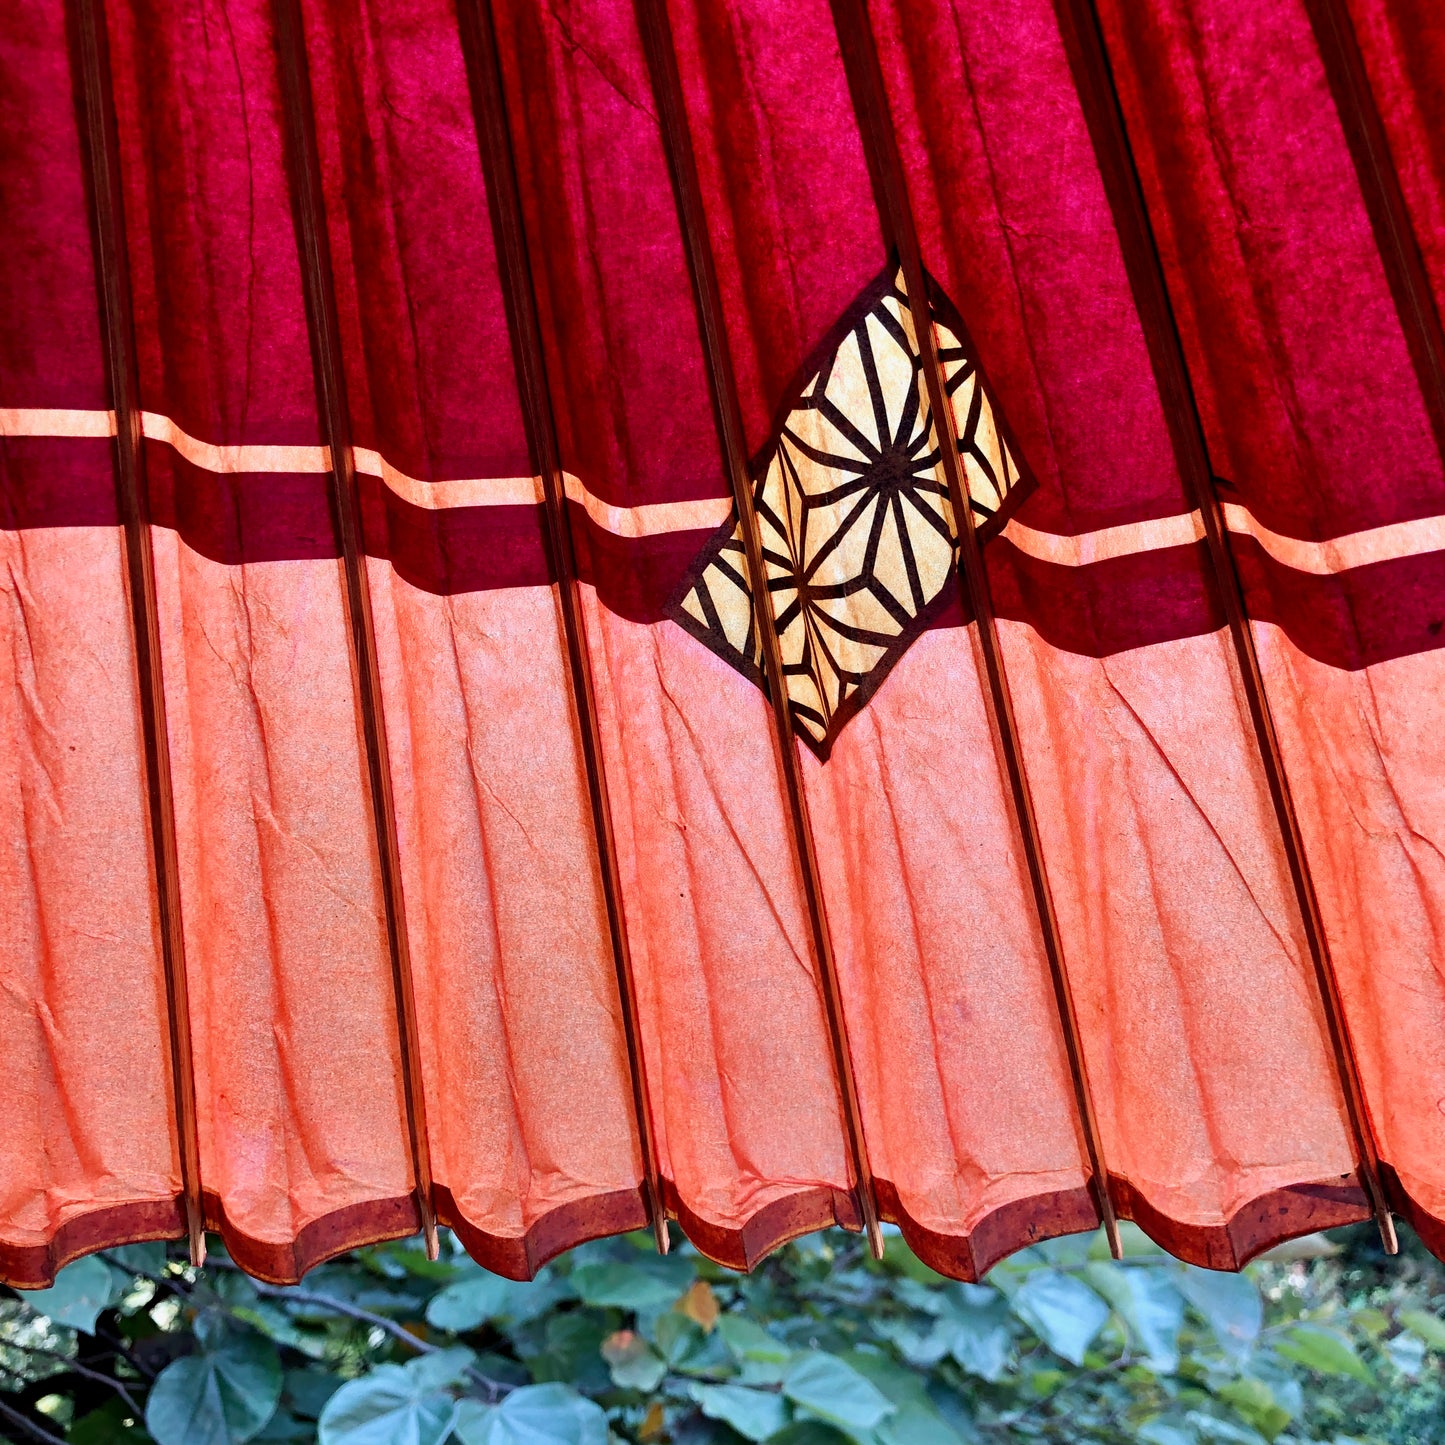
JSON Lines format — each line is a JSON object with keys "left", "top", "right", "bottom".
{"left": 251, "top": 1285, "right": 439, "bottom": 1355}
{"left": 1001, "top": 1351, "right": 1135, "bottom": 1424}
{"left": 247, "top": 1284, "right": 511, "bottom": 1401}
{"left": 175, "top": 1263, "right": 512, "bottom": 1401}
{"left": 12, "top": 1344, "right": 142, "bottom": 1415}
{"left": 0, "top": 1393, "right": 69, "bottom": 1445}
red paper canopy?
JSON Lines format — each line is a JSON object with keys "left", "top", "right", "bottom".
{"left": 3, "top": 0, "right": 1444, "bottom": 1288}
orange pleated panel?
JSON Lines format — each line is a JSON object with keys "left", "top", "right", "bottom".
{"left": 1254, "top": 627, "right": 1445, "bottom": 1250}
{"left": 368, "top": 569, "right": 647, "bottom": 1275}
{"left": 490, "top": 0, "right": 865, "bottom": 1263}
{"left": 583, "top": 595, "right": 857, "bottom": 1265}
{"left": 151, "top": 540, "right": 416, "bottom": 1278}
{"left": 0, "top": 525, "right": 180, "bottom": 1285}
{"left": 1002, "top": 625, "right": 1367, "bottom": 1264}
{"left": 803, "top": 627, "right": 1096, "bottom": 1277}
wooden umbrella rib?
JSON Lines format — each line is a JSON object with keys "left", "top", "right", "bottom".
{"left": 1300, "top": 0, "right": 1445, "bottom": 466}
{"left": 828, "top": 0, "right": 1122, "bottom": 1259}
{"left": 271, "top": 0, "right": 439, "bottom": 1259}
{"left": 633, "top": 0, "right": 884, "bottom": 1259}
{"left": 1053, "top": 0, "right": 1396, "bottom": 1252}
{"left": 69, "top": 0, "right": 207, "bottom": 1268}
{"left": 455, "top": 0, "right": 669, "bottom": 1254}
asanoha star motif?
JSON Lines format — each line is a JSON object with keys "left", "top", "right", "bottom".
{"left": 672, "top": 267, "right": 1029, "bottom": 758}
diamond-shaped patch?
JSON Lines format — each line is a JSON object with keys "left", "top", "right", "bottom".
{"left": 670, "top": 266, "right": 1031, "bottom": 759}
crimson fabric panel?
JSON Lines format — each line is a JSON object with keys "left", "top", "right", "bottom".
{"left": 2, "top": 0, "right": 1441, "bottom": 1286}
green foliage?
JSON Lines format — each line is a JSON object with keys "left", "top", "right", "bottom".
{"left": 3, "top": 1220, "right": 1444, "bottom": 1444}
{"left": 20, "top": 1257, "right": 118, "bottom": 1336}
{"left": 144, "top": 1315, "right": 283, "bottom": 1445}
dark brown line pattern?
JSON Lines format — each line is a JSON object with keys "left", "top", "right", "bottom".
{"left": 271, "top": 0, "right": 439, "bottom": 1258}
{"left": 1300, "top": 0, "right": 1445, "bottom": 470}
{"left": 1055, "top": 0, "right": 1397, "bottom": 1251}
{"left": 633, "top": 0, "right": 885, "bottom": 1258}
{"left": 68, "top": 0, "right": 207, "bottom": 1267}
{"left": 827, "top": 0, "right": 1122, "bottom": 1260}
{"left": 456, "top": 0, "right": 669, "bottom": 1255}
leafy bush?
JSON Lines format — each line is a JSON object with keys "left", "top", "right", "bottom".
{"left": 2, "top": 1220, "right": 1443, "bottom": 1444}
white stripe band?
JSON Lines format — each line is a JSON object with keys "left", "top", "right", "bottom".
{"left": 1002, "top": 505, "right": 1445, "bottom": 576}
{"left": 1, "top": 407, "right": 730, "bottom": 540}
{"left": 1003, "top": 512, "right": 1205, "bottom": 565}
{"left": 5, "top": 407, "right": 1443, "bottom": 568}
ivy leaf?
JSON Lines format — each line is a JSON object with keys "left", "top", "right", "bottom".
{"left": 283, "top": 1368, "right": 342, "bottom": 1421}
{"left": 1214, "top": 1376, "right": 1292, "bottom": 1441}
{"left": 22, "top": 1254, "right": 117, "bottom": 1333}
{"left": 872, "top": 1317, "right": 950, "bottom": 1370}
{"left": 426, "top": 1274, "right": 516, "bottom": 1333}
{"left": 768, "top": 1427, "right": 855, "bottom": 1445}
{"left": 1086, "top": 1264, "right": 1184, "bottom": 1372}
{"left": 1010, "top": 1269, "right": 1110, "bottom": 1366}
{"left": 1183, "top": 1410, "right": 1269, "bottom": 1444}
{"left": 718, "top": 1316, "right": 792, "bottom": 1366}
{"left": 571, "top": 1260, "right": 691, "bottom": 1311}
{"left": 690, "top": 1382, "right": 789, "bottom": 1441}
{"left": 452, "top": 1383, "right": 609, "bottom": 1444}
{"left": 678, "top": 1280, "right": 722, "bottom": 1332}
{"left": 253, "top": 1406, "right": 313, "bottom": 1441}
{"left": 842, "top": 1349, "right": 964, "bottom": 1445}
{"left": 1274, "top": 1324, "right": 1374, "bottom": 1385}
{"left": 408, "top": 1347, "right": 479, "bottom": 1392}
{"left": 428, "top": 1267, "right": 573, "bottom": 1333}
{"left": 783, "top": 1352, "right": 895, "bottom": 1433}
{"left": 146, "top": 1328, "right": 283, "bottom": 1445}
{"left": 1136, "top": 1419, "right": 1196, "bottom": 1445}
{"left": 1399, "top": 1308, "right": 1445, "bottom": 1351}
{"left": 1177, "top": 1266, "right": 1262, "bottom": 1359}
{"left": 940, "top": 1285, "right": 1012, "bottom": 1381}
{"left": 602, "top": 1330, "right": 668, "bottom": 1392}
{"left": 106, "top": 1242, "right": 168, "bottom": 1278}
{"left": 316, "top": 1360, "right": 456, "bottom": 1445}
{"left": 526, "top": 1313, "right": 611, "bottom": 1392}
{"left": 654, "top": 1311, "right": 708, "bottom": 1369}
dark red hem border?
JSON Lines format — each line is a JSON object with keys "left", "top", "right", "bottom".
{"left": 875, "top": 1178, "right": 1100, "bottom": 1280}
{"left": 662, "top": 1180, "right": 862, "bottom": 1272}
{"left": 0, "top": 1168, "right": 1433, "bottom": 1291}
{"left": 435, "top": 1184, "right": 649, "bottom": 1281}
{"left": 1110, "top": 1172, "right": 1372, "bottom": 1270}
{"left": 0, "top": 1198, "right": 185, "bottom": 1291}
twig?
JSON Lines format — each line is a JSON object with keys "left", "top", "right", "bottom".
{"left": 163, "top": 1262, "right": 511, "bottom": 1401}
{"left": 247, "top": 1285, "right": 512, "bottom": 1401}
{"left": 1001, "top": 1351, "right": 1135, "bottom": 1425}
{"left": 0, "top": 1393, "right": 69, "bottom": 1445}
{"left": 251, "top": 1285, "right": 440, "bottom": 1356}
{"left": 13, "top": 1343, "right": 142, "bottom": 1415}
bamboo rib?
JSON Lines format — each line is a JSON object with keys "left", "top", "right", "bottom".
{"left": 634, "top": 0, "right": 885, "bottom": 1260}
{"left": 828, "top": 0, "right": 1123, "bottom": 1260}
{"left": 456, "top": 0, "right": 670, "bottom": 1255}
{"left": 69, "top": 0, "right": 207, "bottom": 1268}
{"left": 1054, "top": 0, "right": 1396, "bottom": 1253}
{"left": 272, "top": 0, "right": 439, "bottom": 1260}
